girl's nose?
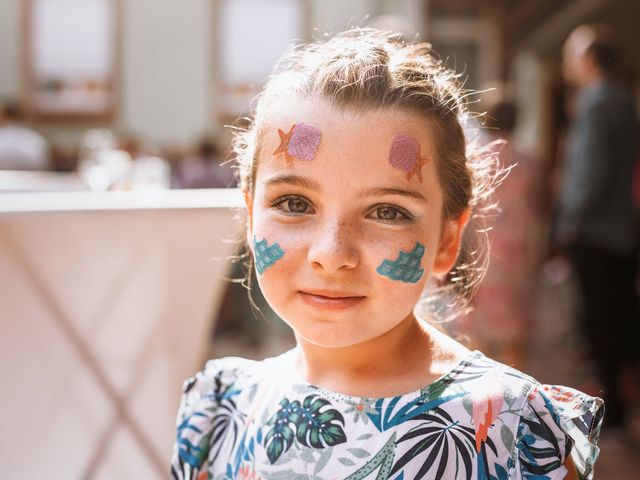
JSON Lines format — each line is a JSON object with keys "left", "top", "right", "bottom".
{"left": 307, "top": 220, "right": 359, "bottom": 273}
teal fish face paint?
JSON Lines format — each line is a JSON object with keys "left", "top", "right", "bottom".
{"left": 253, "top": 236, "right": 285, "bottom": 274}
{"left": 376, "top": 242, "right": 425, "bottom": 283}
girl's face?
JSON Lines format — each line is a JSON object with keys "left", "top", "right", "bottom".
{"left": 247, "top": 98, "right": 467, "bottom": 349}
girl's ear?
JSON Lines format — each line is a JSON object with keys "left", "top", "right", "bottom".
{"left": 244, "top": 190, "right": 254, "bottom": 246}
{"left": 432, "top": 207, "right": 471, "bottom": 276}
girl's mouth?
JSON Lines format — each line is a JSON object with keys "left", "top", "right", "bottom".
{"left": 298, "top": 290, "right": 366, "bottom": 310}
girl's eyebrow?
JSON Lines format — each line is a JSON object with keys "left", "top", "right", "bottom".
{"left": 264, "top": 174, "right": 321, "bottom": 191}
{"left": 357, "top": 187, "right": 426, "bottom": 201}
{"left": 263, "top": 176, "right": 424, "bottom": 201}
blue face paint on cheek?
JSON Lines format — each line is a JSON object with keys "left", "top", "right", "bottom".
{"left": 253, "top": 235, "right": 285, "bottom": 274}
{"left": 376, "top": 242, "right": 425, "bottom": 283}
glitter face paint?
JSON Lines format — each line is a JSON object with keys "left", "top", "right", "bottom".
{"left": 388, "top": 134, "right": 430, "bottom": 183}
{"left": 273, "top": 123, "right": 322, "bottom": 165}
{"left": 376, "top": 242, "right": 425, "bottom": 283}
{"left": 253, "top": 236, "right": 285, "bottom": 274}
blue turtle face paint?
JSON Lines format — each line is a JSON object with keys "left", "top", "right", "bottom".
{"left": 253, "top": 236, "right": 285, "bottom": 274}
{"left": 376, "top": 242, "right": 425, "bottom": 283}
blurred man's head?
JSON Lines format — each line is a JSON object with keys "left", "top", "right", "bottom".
{"left": 480, "top": 82, "right": 518, "bottom": 136}
{"left": 562, "top": 24, "right": 618, "bottom": 87}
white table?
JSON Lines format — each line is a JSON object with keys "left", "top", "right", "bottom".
{"left": 0, "top": 189, "right": 243, "bottom": 479}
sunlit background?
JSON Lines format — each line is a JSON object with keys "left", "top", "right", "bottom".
{"left": 1, "top": 0, "right": 639, "bottom": 478}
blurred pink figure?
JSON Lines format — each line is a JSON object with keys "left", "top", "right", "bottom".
{"left": 462, "top": 92, "right": 539, "bottom": 367}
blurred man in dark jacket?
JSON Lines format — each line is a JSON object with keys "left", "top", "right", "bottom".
{"left": 559, "top": 24, "right": 639, "bottom": 434}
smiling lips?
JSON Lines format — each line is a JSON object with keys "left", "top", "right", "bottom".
{"left": 299, "top": 290, "right": 366, "bottom": 310}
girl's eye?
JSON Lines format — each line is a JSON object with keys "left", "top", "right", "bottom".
{"left": 272, "top": 195, "right": 313, "bottom": 214}
{"left": 369, "top": 204, "right": 413, "bottom": 223}
{"left": 377, "top": 206, "right": 399, "bottom": 220}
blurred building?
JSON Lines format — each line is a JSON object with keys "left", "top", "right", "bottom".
{"left": 0, "top": 0, "right": 636, "bottom": 170}
{"left": 0, "top": 0, "right": 637, "bottom": 165}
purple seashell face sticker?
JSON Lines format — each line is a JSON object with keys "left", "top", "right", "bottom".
{"left": 287, "top": 123, "right": 321, "bottom": 161}
{"left": 273, "top": 123, "right": 321, "bottom": 165}
{"left": 389, "top": 134, "right": 420, "bottom": 172}
{"left": 388, "top": 134, "right": 430, "bottom": 183}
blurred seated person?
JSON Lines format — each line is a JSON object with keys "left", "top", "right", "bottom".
{"left": 0, "top": 100, "right": 50, "bottom": 170}
{"left": 172, "top": 137, "right": 235, "bottom": 188}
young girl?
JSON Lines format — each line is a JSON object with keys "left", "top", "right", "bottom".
{"left": 171, "top": 29, "right": 603, "bottom": 480}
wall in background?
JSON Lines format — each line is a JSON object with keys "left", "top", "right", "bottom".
{"left": 0, "top": 0, "right": 21, "bottom": 100}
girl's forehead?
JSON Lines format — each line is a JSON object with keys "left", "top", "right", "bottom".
{"left": 256, "top": 98, "right": 439, "bottom": 190}
{"left": 262, "top": 98, "right": 434, "bottom": 143}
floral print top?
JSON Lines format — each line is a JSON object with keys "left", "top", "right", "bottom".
{"left": 171, "top": 349, "right": 603, "bottom": 480}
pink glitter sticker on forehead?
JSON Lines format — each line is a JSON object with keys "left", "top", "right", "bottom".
{"left": 388, "top": 134, "right": 430, "bottom": 183}
{"left": 273, "top": 123, "right": 321, "bottom": 166}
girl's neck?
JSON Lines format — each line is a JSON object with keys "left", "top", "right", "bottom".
{"left": 292, "top": 314, "right": 468, "bottom": 397}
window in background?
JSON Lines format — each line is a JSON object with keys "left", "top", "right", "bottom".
{"left": 429, "top": 15, "right": 499, "bottom": 92}
{"left": 216, "top": 0, "right": 309, "bottom": 119}
{"left": 24, "top": 0, "right": 120, "bottom": 120}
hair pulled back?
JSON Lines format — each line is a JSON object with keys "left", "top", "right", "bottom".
{"left": 232, "top": 28, "right": 502, "bottom": 322}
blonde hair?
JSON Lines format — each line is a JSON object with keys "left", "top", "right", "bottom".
{"left": 231, "top": 28, "right": 502, "bottom": 322}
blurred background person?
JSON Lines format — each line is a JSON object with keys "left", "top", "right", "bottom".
{"left": 463, "top": 85, "right": 541, "bottom": 368}
{"left": 556, "top": 23, "right": 640, "bottom": 435}
{"left": 0, "top": 100, "right": 49, "bottom": 170}
{"left": 172, "top": 137, "right": 235, "bottom": 189}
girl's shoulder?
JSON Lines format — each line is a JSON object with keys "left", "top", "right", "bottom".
{"left": 461, "top": 351, "right": 604, "bottom": 479}
{"left": 178, "top": 355, "right": 268, "bottom": 401}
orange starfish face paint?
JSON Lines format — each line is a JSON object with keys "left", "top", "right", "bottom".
{"left": 273, "top": 123, "right": 322, "bottom": 165}
{"left": 388, "top": 134, "right": 430, "bottom": 183}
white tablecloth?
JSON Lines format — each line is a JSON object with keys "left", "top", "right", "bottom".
{"left": 0, "top": 189, "right": 243, "bottom": 478}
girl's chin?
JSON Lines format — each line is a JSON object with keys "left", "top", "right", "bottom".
{"left": 289, "top": 321, "right": 388, "bottom": 350}
{"left": 297, "top": 335, "right": 368, "bottom": 350}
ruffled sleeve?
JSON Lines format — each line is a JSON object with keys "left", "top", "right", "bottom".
{"left": 170, "top": 359, "right": 241, "bottom": 480}
{"left": 513, "top": 384, "right": 604, "bottom": 480}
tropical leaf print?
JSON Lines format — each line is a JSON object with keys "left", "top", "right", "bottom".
{"left": 419, "top": 378, "right": 450, "bottom": 403}
{"left": 367, "top": 389, "right": 467, "bottom": 431}
{"left": 263, "top": 394, "right": 347, "bottom": 464}
{"left": 517, "top": 404, "right": 570, "bottom": 476}
{"left": 390, "top": 407, "right": 494, "bottom": 480}
{"left": 209, "top": 372, "right": 246, "bottom": 460}
{"left": 344, "top": 432, "right": 397, "bottom": 480}
{"left": 490, "top": 463, "right": 510, "bottom": 480}
{"left": 264, "top": 401, "right": 295, "bottom": 465}
{"left": 176, "top": 413, "right": 214, "bottom": 470}
{"left": 476, "top": 441, "right": 500, "bottom": 480}
{"left": 314, "top": 446, "right": 334, "bottom": 474}
{"left": 296, "top": 395, "right": 346, "bottom": 447}
{"left": 233, "top": 431, "right": 252, "bottom": 474}
{"left": 176, "top": 372, "right": 244, "bottom": 472}
{"left": 449, "top": 355, "right": 497, "bottom": 387}
{"left": 171, "top": 352, "right": 603, "bottom": 480}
